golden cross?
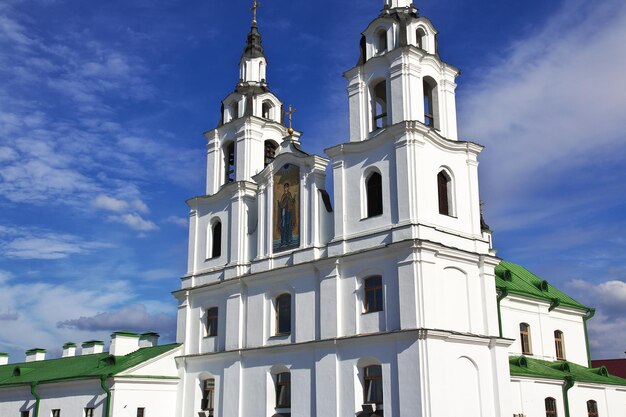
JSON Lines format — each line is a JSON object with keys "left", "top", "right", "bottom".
{"left": 251, "top": 0, "right": 260, "bottom": 25}
{"left": 284, "top": 104, "right": 297, "bottom": 131}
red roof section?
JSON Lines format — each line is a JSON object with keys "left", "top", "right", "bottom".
{"left": 592, "top": 359, "right": 626, "bottom": 379}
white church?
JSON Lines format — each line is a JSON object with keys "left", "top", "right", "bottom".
{"left": 1, "top": 1, "right": 625, "bottom": 416}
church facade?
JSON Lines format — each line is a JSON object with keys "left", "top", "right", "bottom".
{"left": 173, "top": 1, "right": 626, "bottom": 416}
{"left": 1, "top": 1, "right": 625, "bottom": 417}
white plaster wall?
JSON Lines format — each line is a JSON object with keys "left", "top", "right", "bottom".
{"left": 0, "top": 380, "right": 106, "bottom": 417}
{"left": 112, "top": 379, "right": 179, "bottom": 417}
{"left": 510, "top": 378, "right": 565, "bottom": 417}
{"left": 501, "top": 297, "right": 588, "bottom": 365}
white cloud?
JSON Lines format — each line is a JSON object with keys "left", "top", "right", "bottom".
{"left": 57, "top": 303, "right": 176, "bottom": 338}
{"left": 164, "top": 215, "right": 188, "bottom": 228}
{"left": 142, "top": 268, "right": 178, "bottom": 281}
{"left": 93, "top": 194, "right": 129, "bottom": 212}
{"left": 1, "top": 232, "right": 108, "bottom": 260}
{"left": 108, "top": 213, "right": 158, "bottom": 232}
{"left": 565, "top": 278, "right": 626, "bottom": 359}
{"left": 458, "top": 0, "right": 626, "bottom": 230}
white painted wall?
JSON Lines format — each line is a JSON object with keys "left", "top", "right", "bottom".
{"left": 501, "top": 296, "right": 589, "bottom": 366}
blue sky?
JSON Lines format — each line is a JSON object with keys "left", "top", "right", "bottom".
{"left": 1, "top": 0, "right": 625, "bottom": 362}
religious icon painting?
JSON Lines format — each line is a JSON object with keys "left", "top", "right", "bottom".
{"left": 273, "top": 164, "right": 300, "bottom": 253}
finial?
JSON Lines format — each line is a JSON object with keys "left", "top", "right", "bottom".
{"left": 251, "top": 0, "right": 260, "bottom": 26}
{"left": 283, "top": 105, "right": 297, "bottom": 135}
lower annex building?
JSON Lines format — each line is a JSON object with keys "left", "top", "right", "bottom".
{"left": 1, "top": 1, "right": 625, "bottom": 416}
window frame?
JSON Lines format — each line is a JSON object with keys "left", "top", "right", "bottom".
{"left": 224, "top": 142, "right": 236, "bottom": 183}
{"left": 437, "top": 170, "right": 452, "bottom": 216}
{"left": 206, "top": 307, "right": 218, "bottom": 337}
{"left": 264, "top": 140, "right": 277, "bottom": 167}
{"left": 370, "top": 80, "right": 388, "bottom": 131}
{"left": 363, "top": 365, "right": 383, "bottom": 405}
{"left": 136, "top": 408, "right": 145, "bottom": 417}
{"left": 275, "top": 372, "right": 291, "bottom": 409}
{"left": 52, "top": 410, "right": 61, "bottom": 417}
{"left": 587, "top": 400, "right": 598, "bottom": 417}
{"left": 520, "top": 323, "right": 532, "bottom": 355}
{"left": 554, "top": 330, "right": 566, "bottom": 360}
{"left": 363, "top": 276, "right": 384, "bottom": 313}
{"left": 275, "top": 293, "right": 292, "bottom": 336}
{"left": 545, "top": 397, "right": 558, "bottom": 417}
{"left": 201, "top": 378, "right": 215, "bottom": 411}
{"left": 84, "top": 408, "right": 95, "bottom": 417}
{"left": 210, "top": 221, "right": 222, "bottom": 259}
{"left": 365, "top": 171, "right": 383, "bottom": 218}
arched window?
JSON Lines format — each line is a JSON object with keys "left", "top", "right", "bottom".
{"left": 437, "top": 170, "right": 452, "bottom": 216}
{"left": 363, "top": 365, "right": 383, "bottom": 405}
{"left": 554, "top": 330, "right": 566, "bottom": 360}
{"left": 371, "top": 80, "right": 388, "bottom": 131}
{"left": 520, "top": 323, "right": 532, "bottom": 355}
{"left": 264, "top": 140, "right": 277, "bottom": 167}
{"left": 230, "top": 101, "right": 239, "bottom": 121}
{"left": 225, "top": 143, "right": 235, "bottom": 183}
{"left": 587, "top": 400, "right": 598, "bottom": 417}
{"left": 366, "top": 171, "right": 383, "bottom": 218}
{"left": 211, "top": 221, "right": 222, "bottom": 258}
{"left": 364, "top": 276, "right": 383, "bottom": 313}
{"left": 416, "top": 27, "right": 426, "bottom": 50}
{"left": 275, "top": 293, "right": 291, "bottom": 335}
{"left": 201, "top": 378, "right": 215, "bottom": 412}
{"left": 545, "top": 397, "right": 557, "bottom": 417}
{"left": 423, "top": 77, "right": 438, "bottom": 128}
{"left": 206, "top": 307, "right": 218, "bottom": 337}
{"left": 262, "top": 100, "right": 273, "bottom": 120}
{"left": 275, "top": 372, "right": 291, "bottom": 408}
{"left": 376, "top": 30, "right": 387, "bottom": 54}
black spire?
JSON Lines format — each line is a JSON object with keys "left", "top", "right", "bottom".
{"left": 242, "top": 25, "right": 265, "bottom": 59}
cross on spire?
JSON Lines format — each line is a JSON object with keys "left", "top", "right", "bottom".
{"left": 251, "top": 0, "right": 260, "bottom": 26}
{"left": 283, "top": 105, "right": 297, "bottom": 135}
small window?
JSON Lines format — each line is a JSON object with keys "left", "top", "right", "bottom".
{"left": 416, "top": 28, "right": 426, "bottom": 50}
{"left": 554, "top": 330, "right": 566, "bottom": 360}
{"left": 423, "top": 77, "right": 438, "bottom": 128}
{"left": 230, "top": 101, "right": 239, "bottom": 121}
{"left": 587, "top": 400, "right": 598, "bottom": 417}
{"left": 211, "top": 221, "right": 222, "bottom": 259}
{"left": 275, "top": 293, "right": 291, "bottom": 335}
{"left": 364, "top": 276, "right": 383, "bottom": 313}
{"left": 366, "top": 172, "right": 383, "bottom": 218}
{"left": 376, "top": 30, "right": 387, "bottom": 54}
{"left": 275, "top": 372, "right": 291, "bottom": 408}
{"left": 206, "top": 307, "right": 218, "bottom": 337}
{"left": 264, "top": 140, "right": 277, "bottom": 167}
{"left": 21, "top": 412, "right": 29, "bottom": 417}
{"left": 437, "top": 170, "right": 451, "bottom": 216}
{"left": 84, "top": 409, "right": 94, "bottom": 417}
{"left": 545, "top": 397, "right": 557, "bottom": 417}
{"left": 136, "top": 408, "right": 145, "bottom": 417}
{"left": 52, "top": 411, "right": 61, "bottom": 417}
{"left": 363, "top": 365, "right": 383, "bottom": 405}
{"left": 371, "top": 81, "right": 388, "bottom": 131}
{"left": 262, "top": 101, "right": 273, "bottom": 120}
{"left": 202, "top": 378, "right": 215, "bottom": 411}
{"left": 225, "top": 142, "right": 235, "bottom": 183}
{"left": 520, "top": 323, "right": 532, "bottom": 355}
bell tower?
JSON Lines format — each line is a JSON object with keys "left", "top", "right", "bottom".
{"left": 345, "top": 0, "right": 459, "bottom": 142}
{"left": 204, "top": 13, "right": 288, "bottom": 196}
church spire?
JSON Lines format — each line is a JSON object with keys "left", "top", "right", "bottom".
{"left": 239, "top": 0, "right": 267, "bottom": 84}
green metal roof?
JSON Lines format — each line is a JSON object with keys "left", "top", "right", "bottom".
{"left": 496, "top": 261, "right": 589, "bottom": 311}
{"left": 510, "top": 356, "right": 626, "bottom": 386}
{"left": 0, "top": 343, "right": 180, "bottom": 387}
